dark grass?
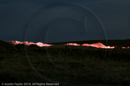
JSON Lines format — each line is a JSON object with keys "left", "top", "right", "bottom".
{"left": 0, "top": 39, "right": 130, "bottom": 86}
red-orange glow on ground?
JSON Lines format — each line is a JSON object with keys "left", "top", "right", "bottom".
{"left": 122, "top": 46, "right": 130, "bottom": 49}
{"left": 10, "top": 41, "right": 52, "bottom": 47}
{"left": 66, "top": 43, "right": 80, "bottom": 46}
{"left": 82, "top": 42, "right": 115, "bottom": 49}
{"left": 10, "top": 41, "right": 129, "bottom": 49}
{"left": 36, "top": 42, "right": 51, "bottom": 47}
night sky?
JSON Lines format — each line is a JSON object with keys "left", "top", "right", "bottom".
{"left": 0, "top": 0, "right": 130, "bottom": 43}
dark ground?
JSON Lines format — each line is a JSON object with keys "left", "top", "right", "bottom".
{"left": 0, "top": 39, "right": 130, "bottom": 86}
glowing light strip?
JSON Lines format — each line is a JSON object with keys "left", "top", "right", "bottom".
{"left": 9, "top": 41, "right": 129, "bottom": 49}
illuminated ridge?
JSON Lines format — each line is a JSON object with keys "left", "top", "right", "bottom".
{"left": 9, "top": 40, "right": 130, "bottom": 49}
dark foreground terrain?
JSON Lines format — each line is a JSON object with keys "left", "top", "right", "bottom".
{"left": 0, "top": 39, "right": 130, "bottom": 86}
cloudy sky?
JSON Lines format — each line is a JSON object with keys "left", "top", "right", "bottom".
{"left": 0, "top": 0, "right": 130, "bottom": 43}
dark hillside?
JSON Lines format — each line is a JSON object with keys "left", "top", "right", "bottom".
{"left": 0, "top": 39, "right": 17, "bottom": 60}
{"left": 0, "top": 39, "right": 130, "bottom": 85}
{"left": 0, "top": 39, "right": 16, "bottom": 53}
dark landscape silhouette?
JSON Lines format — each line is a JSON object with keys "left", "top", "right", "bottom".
{"left": 0, "top": 39, "right": 130, "bottom": 85}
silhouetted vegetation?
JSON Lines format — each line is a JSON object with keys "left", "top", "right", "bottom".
{"left": 0, "top": 39, "right": 130, "bottom": 85}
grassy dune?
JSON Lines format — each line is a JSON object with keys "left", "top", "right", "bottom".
{"left": 0, "top": 40, "right": 130, "bottom": 86}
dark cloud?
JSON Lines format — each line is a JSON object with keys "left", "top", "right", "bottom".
{"left": 0, "top": 0, "right": 130, "bottom": 43}
{"left": 0, "top": 1, "right": 43, "bottom": 41}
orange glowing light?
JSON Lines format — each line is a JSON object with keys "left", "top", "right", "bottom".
{"left": 82, "top": 42, "right": 115, "bottom": 49}
{"left": 66, "top": 43, "right": 80, "bottom": 46}
{"left": 9, "top": 41, "right": 129, "bottom": 49}
{"left": 10, "top": 41, "right": 52, "bottom": 47}
{"left": 122, "top": 46, "right": 130, "bottom": 49}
